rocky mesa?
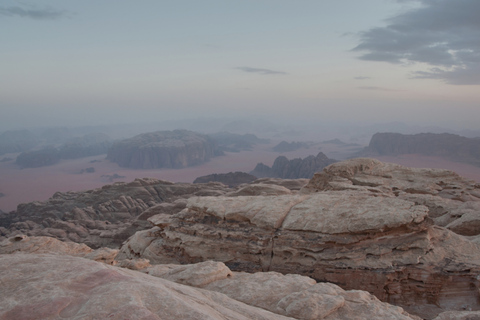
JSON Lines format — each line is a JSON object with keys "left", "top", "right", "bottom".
{"left": 107, "top": 130, "right": 218, "bottom": 169}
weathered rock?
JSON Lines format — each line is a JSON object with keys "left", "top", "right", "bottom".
{"left": 226, "top": 183, "right": 293, "bottom": 196}
{"left": 252, "top": 177, "right": 310, "bottom": 191}
{"left": 194, "top": 171, "right": 258, "bottom": 187}
{"left": 141, "top": 261, "right": 417, "bottom": 320}
{"left": 107, "top": 130, "right": 218, "bottom": 169}
{"left": 0, "top": 234, "right": 92, "bottom": 256}
{"left": 0, "top": 178, "right": 232, "bottom": 248}
{"left": 119, "top": 180, "right": 480, "bottom": 318}
{"left": 303, "top": 158, "right": 480, "bottom": 236}
{"left": 0, "top": 253, "right": 293, "bottom": 320}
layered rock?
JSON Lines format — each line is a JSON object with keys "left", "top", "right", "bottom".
{"left": 361, "top": 132, "right": 480, "bottom": 166}
{"left": 0, "top": 178, "right": 231, "bottom": 248}
{"left": 107, "top": 130, "right": 218, "bottom": 169}
{"left": 193, "top": 171, "right": 258, "bottom": 187}
{"left": 251, "top": 152, "right": 337, "bottom": 179}
{"left": 119, "top": 158, "right": 480, "bottom": 318}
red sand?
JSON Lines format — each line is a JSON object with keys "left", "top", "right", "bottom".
{"left": 1, "top": 147, "right": 479, "bottom": 213}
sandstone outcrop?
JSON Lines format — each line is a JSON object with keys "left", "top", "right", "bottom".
{"left": 251, "top": 152, "right": 337, "bottom": 179}
{"left": 360, "top": 132, "right": 480, "bottom": 166}
{"left": 194, "top": 171, "right": 258, "bottom": 187}
{"left": 0, "top": 178, "right": 232, "bottom": 248}
{"left": 107, "top": 130, "right": 218, "bottom": 169}
{"left": 142, "top": 261, "right": 418, "bottom": 320}
{"left": 119, "top": 158, "right": 480, "bottom": 318}
{"left": 0, "top": 253, "right": 294, "bottom": 320}
{"left": 1, "top": 243, "right": 423, "bottom": 320}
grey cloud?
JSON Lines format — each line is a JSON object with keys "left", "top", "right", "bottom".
{"left": 352, "top": 0, "right": 480, "bottom": 85}
{"left": 235, "top": 67, "right": 287, "bottom": 75}
{"left": 358, "top": 86, "right": 403, "bottom": 92}
{"left": 354, "top": 76, "right": 371, "bottom": 80}
{"left": 0, "top": 5, "right": 66, "bottom": 20}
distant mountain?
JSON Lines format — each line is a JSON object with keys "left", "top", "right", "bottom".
{"left": 272, "top": 141, "right": 309, "bottom": 152}
{"left": 15, "top": 133, "right": 113, "bottom": 168}
{"left": 358, "top": 132, "right": 480, "bottom": 166}
{"left": 251, "top": 152, "right": 337, "bottom": 179}
{"left": 0, "top": 130, "right": 38, "bottom": 156}
{"left": 208, "top": 132, "right": 269, "bottom": 152}
{"left": 107, "top": 130, "right": 218, "bottom": 169}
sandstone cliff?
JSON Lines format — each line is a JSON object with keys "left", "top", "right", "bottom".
{"left": 251, "top": 152, "right": 338, "bottom": 179}
{"left": 107, "top": 130, "right": 218, "bottom": 169}
{"left": 361, "top": 132, "right": 480, "bottom": 166}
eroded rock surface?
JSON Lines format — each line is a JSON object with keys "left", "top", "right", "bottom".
{"left": 119, "top": 159, "right": 480, "bottom": 318}
{"left": 0, "top": 178, "right": 231, "bottom": 248}
{"left": 0, "top": 253, "right": 293, "bottom": 320}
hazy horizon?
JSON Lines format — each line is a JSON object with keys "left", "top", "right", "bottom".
{"left": 1, "top": 0, "right": 479, "bottom": 131}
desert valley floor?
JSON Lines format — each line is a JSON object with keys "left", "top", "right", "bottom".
{"left": 1, "top": 140, "right": 480, "bottom": 213}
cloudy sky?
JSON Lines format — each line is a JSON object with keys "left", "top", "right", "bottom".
{"left": 1, "top": 0, "right": 479, "bottom": 130}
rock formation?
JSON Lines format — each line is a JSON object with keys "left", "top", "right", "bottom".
{"left": 119, "top": 158, "right": 480, "bottom": 318}
{"left": 0, "top": 178, "right": 232, "bottom": 248}
{"left": 251, "top": 152, "right": 338, "bottom": 179}
{"left": 1, "top": 233, "right": 425, "bottom": 320}
{"left": 193, "top": 171, "right": 258, "bottom": 187}
{"left": 360, "top": 132, "right": 480, "bottom": 166}
{"left": 107, "top": 130, "right": 218, "bottom": 169}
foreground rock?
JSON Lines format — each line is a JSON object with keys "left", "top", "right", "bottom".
{"left": 119, "top": 159, "right": 480, "bottom": 318}
{"left": 143, "top": 261, "right": 418, "bottom": 320}
{"left": 107, "top": 130, "right": 219, "bottom": 169}
{"left": 0, "top": 236, "right": 414, "bottom": 320}
{"left": 0, "top": 253, "right": 293, "bottom": 320}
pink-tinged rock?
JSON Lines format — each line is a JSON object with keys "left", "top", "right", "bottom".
{"left": 0, "top": 253, "right": 294, "bottom": 320}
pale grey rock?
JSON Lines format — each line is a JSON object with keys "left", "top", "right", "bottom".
{"left": 0, "top": 253, "right": 294, "bottom": 320}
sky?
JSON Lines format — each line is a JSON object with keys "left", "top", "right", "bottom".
{"left": 1, "top": 0, "right": 479, "bottom": 131}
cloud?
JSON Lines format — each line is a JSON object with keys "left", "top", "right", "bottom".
{"left": 358, "top": 86, "right": 403, "bottom": 92}
{"left": 0, "top": 5, "right": 67, "bottom": 20}
{"left": 235, "top": 67, "right": 287, "bottom": 75}
{"left": 354, "top": 76, "right": 371, "bottom": 80}
{"left": 352, "top": 0, "right": 480, "bottom": 85}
